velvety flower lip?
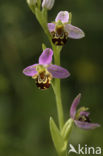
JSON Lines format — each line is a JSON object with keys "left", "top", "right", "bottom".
{"left": 23, "top": 48, "right": 70, "bottom": 79}
{"left": 70, "top": 93, "right": 100, "bottom": 130}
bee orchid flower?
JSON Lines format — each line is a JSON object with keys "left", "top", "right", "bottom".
{"left": 48, "top": 11, "right": 85, "bottom": 46}
{"left": 70, "top": 94, "right": 100, "bottom": 129}
{"left": 23, "top": 48, "right": 70, "bottom": 90}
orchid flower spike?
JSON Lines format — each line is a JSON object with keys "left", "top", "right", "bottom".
{"left": 48, "top": 11, "right": 85, "bottom": 46}
{"left": 70, "top": 93, "right": 100, "bottom": 130}
{"left": 23, "top": 48, "right": 70, "bottom": 90}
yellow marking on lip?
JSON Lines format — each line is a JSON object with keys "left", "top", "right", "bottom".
{"left": 60, "top": 41, "right": 64, "bottom": 45}
{"left": 55, "top": 41, "right": 59, "bottom": 45}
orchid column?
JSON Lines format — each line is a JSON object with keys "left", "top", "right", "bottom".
{"left": 23, "top": 0, "right": 100, "bottom": 156}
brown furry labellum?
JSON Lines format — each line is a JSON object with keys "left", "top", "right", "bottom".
{"left": 51, "top": 31, "right": 68, "bottom": 46}
{"left": 51, "top": 25, "right": 68, "bottom": 46}
{"left": 35, "top": 72, "right": 52, "bottom": 90}
{"left": 78, "top": 115, "right": 91, "bottom": 123}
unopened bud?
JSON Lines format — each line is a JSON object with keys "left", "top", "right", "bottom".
{"left": 42, "top": 0, "right": 55, "bottom": 10}
{"left": 27, "top": 0, "right": 37, "bottom": 5}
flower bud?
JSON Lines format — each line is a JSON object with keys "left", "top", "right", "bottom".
{"left": 27, "top": 0, "right": 37, "bottom": 5}
{"left": 42, "top": 0, "right": 55, "bottom": 10}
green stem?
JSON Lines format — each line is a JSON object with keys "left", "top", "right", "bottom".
{"left": 54, "top": 78, "right": 64, "bottom": 131}
{"left": 52, "top": 46, "right": 64, "bottom": 131}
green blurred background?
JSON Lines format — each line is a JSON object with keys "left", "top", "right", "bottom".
{"left": 0, "top": 0, "right": 103, "bottom": 155}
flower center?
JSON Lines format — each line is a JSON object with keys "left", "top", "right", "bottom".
{"left": 31, "top": 65, "right": 52, "bottom": 90}
{"left": 78, "top": 115, "right": 91, "bottom": 123}
{"left": 36, "top": 65, "right": 45, "bottom": 73}
{"left": 51, "top": 26, "right": 68, "bottom": 46}
{"left": 35, "top": 71, "right": 52, "bottom": 90}
{"left": 50, "top": 21, "right": 68, "bottom": 46}
{"left": 55, "top": 25, "right": 64, "bottom": 36}
{"left": 75, "top": 107, "right": 91, "bottom": 123}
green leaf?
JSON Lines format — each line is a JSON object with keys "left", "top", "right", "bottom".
{"left": 61, "top": 118, "right": 73, "bottom": 143}
{"left": 49, "top": 117, "right": 67, "bottom": 154}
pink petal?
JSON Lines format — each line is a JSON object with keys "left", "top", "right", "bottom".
{"left": 80, "top": 111, "right": 90, "bottom": 117}
{"left": 39, "top": 48, "right": 53, "bottom": 65}
{"left": 47, "top": 64, "right": 70, "bottom": 79}
{"left": 70, "top": 94, "right": 81, "bottom": 119}
{"left": 74, "top": 120, "right": 100, "bottom": 130}
{"left": 55, "top": 11, "right": 69, "bottom": 23}
{"left": 23, "top": 64, "right": 38, "bottom": 77}
{"left": 48, "top": 23, "right": 55, "bottom": 32}
{"left": 65, "top": 24, "right": 85, "bottom": 39}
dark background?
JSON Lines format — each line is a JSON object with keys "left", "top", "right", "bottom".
{"left": 0, "top": 0, "right": 103, "bottom": 155}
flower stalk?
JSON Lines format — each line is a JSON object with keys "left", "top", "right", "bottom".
{"left": 52, "top": 46, "right": 64, "bottom": 130}
{"left": 53, "top": 69, "right": 64, "bottom": 130}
